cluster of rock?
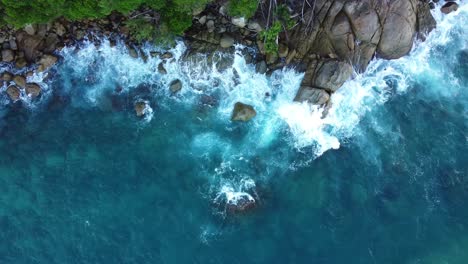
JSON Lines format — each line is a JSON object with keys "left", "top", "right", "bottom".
{"left": 286, "top": 0, "right": 447, "bottom": 107}
{"left": 0, "top": 11, "right": 159, "bottom": 103}
{"left": 1, "top": 0, "right": 458, "bottom": 120}
{"left": 184, "top": 0, "right": 456, "bottom": 123}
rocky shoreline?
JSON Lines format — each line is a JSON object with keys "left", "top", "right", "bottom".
{"left": 0, "top": 0, "right": 459, "bottom": 120}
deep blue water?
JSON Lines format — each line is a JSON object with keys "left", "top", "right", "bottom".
{"left": 0, "top": 5, "right": 467, "bottom": 264}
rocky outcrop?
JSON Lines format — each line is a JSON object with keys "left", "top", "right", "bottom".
{"left": 286, "top": 0, "right": 437, "bottom": 106}
{"left": 231, "top": 102, "right": 256, "bottom": 122}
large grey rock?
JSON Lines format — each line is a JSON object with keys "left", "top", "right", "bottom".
{"left": 294, "top": 86, "right": 330, "bottom": 105}
{"left": 417, "top": 1, "right": 437, "bottom": 40}
{"left": 377, "top": 0, "right": 418, "bottom": 59}
{"left": 231, "top": 102, "right": 256, "bottom": 122}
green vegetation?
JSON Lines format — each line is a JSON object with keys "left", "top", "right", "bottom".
{"left": 260, "top": 21, "right": 282, "bottom": 55}
{"left": 259, "top": 4, "right": 296, "bottom": 55}
{"left": 227, "top": 0, "right": 258, "bottom": 19}
{"left": 0, "top": 0, "right": 211, "bottom": 42}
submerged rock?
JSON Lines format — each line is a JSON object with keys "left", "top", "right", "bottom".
{"left": 6, "top": 85, "right": 20, "bottom": 101}
{"left": 231, "top": 102, "right": 256, "bottom": 122}
{"left": 226, "top": 193, "right": 256, "bottom": 213}
{"left": 169, "top": 79, "right": 183, "bottom": 93}
{"left": 25, "top": 83, "right": 41, "bottom": 98}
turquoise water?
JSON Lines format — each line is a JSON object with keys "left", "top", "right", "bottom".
{"left": 0, "top": 5, "right": 467, "bottom": 264}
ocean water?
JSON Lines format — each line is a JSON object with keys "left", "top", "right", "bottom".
{"left": 0, "top": 4, "right": 467, "bottom": 264}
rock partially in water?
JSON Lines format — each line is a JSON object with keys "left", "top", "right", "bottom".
{"left": 134, "top": 101, "right": 149, "bottom": 117}
{"left": 38, "top": 54, "right": 58, "bottom": 72}
{"left": 255, "top": 60, "right": 267, "bottom": 74}
{"left": 128, "top": 47, "right": 138, "bottom": 58}
{"left": 169, "top": 79, "right": 183, "bottom": 93}
{"left": 231, "top": 102, "right": 256, "bottom": 122}
{"left": 13, "top": 75, "right": 26, "bottom": 89}
{"left": 160, "top": 52, "right": 174, "bottom": 60}
{"left": 6, "top": 85, "right": 20, "bottom": 101}
{"left": 25, "top": 83, "right": 41, "bottom": 98}
{"left": 158, "top": 63, "right": 167, "bottom": 75}
{"left": 1, "top": 72, "right": 13, "bottom": 82}
{"left": 294, "top": 86, "right": 330, "bottom": 105}
{"left": 441, "top": 2, "right": 459, "bottom": 14}
{"left": 226, "top": 193, "right": 256, "bottom": 213}
{"left": 301, "top": 59, "right": 353, "bottom": 92}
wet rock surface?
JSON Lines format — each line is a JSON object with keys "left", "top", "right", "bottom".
{"left": 231, "top": 102, "right": 257, "bottom": 122}
{"left": 169, "top": 79, "right": 183, "bottom": 93}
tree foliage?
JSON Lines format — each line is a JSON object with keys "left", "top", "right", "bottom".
{"left": 227, "top": 0, "right": 258, "bottom": 19}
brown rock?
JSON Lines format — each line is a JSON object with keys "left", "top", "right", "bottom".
{"left": 15, "top": 57, "right": 28, "bottom": 68}
{"left": 13, "top": 75, "right": 26, "bottom": 89}
{"left": 1, "top": 49, "right": 15, "bottom": 62}
{"left": 278, "top": 43, "right": 289, "bottom": 58}
{"left": 37, "top": 54, "right": 58, "bottom": 72}
{"left": 231, "top": 102, "right": 256, "bottom": 122}
{"left": 377, "top": 0, "right": 418, "bottom": 59}
{"left": 25, "top": 83, "right": 41, "bottom": 98}
{"left": 16, "top": 33, "right": 44, "bottom": 62}
{"left": 1, "top": 72, "right": 13, "bottom": 82}
{"left": 6, "top": 85, "right": 20, "bottom": 101}
{"left": 54, "top": 22, "right": 66, "bottom": 36}
{"left": 294, "top": 86, "right": 330, "bottom": 105}
{"left": 220, "top": 34, "right": 235, "bottom": 48}
{"left": 134, "top": 101, "right": 148, "bottom": 117}
{"left": 160, "top": 52, "right": 173, "bottom": 60}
